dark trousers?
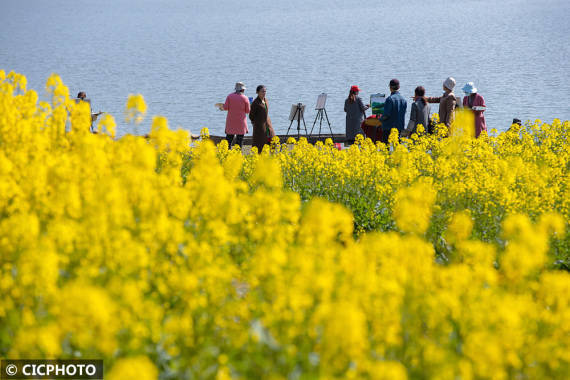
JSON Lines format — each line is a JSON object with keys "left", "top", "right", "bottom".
{"left": 380, "top": 128, "right": 390, "bottom": 144}
{"left": 226, "top": 134, "right": 244, "bottom": 148}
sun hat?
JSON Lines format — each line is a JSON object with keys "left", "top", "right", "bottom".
{"left": 443, "top": 77, "right": 456, "bottom": 91}
{"left": 235, "top": 82, "right": 246, "bottom": 91}
{"left": 389, "top": 78, "right": 400, "bottom": 88}
{"left": 462, "top": 82, "right": 477, "bottom": 94}
{"left": 350, "top": 85, "right": 361, "bottom": 92}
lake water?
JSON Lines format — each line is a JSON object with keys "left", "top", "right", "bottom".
{"left": 1, "top": 0, "right": 569, "bottom": 137}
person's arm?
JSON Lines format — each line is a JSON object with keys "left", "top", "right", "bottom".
{"left": 267, "top": 115, "right": 276, "bottom": 138}
{"left": 475, "top": 94, "right": 486, "bottom": 113}
{"left": 91, "top": 112, "right": 102, "bottom": 122}
{"left": 409, "top": 102, "right": 418, "bottom": 123}
{"left": 426, "top": 96, "right": 441, "bottom": 104}
{"left": 380, "top": 97, "right": 392, "bottom": 121}
{"left": 223, "top": 96, "right": 230, "bottom": 111}
{"left": 249, "top": 100, "right": 257, "bottom": 122}
{"left": 344, "top": 98, "right": 348, "bottom": 112}
{"left": 357, "top": 97, "right": 367, "bottom": 116}
{"left": 406, "top": 102, "right": 417, "bottom": 133}
{"left": 245, "top": 97, "right": 250, "bottom": 114}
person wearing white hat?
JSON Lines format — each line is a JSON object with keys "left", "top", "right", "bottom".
{"left": 443, "top": 77, "right": 456, "bottom": 92}
{"left": 462, "top": 82, "right": 487, "bottom": 137}
{"left": 222, "top": 82, "right": 250, "bottom": 148}
{"left": 427, "top": 77, "right": 459, "bottom": 128}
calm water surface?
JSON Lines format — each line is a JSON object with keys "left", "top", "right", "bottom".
{"left": 1, "top": 0, "right": 569, "bottom": 136}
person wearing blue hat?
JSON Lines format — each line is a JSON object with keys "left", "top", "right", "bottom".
{"left": 461, "top": 82, "right": 487, "bottom": 137}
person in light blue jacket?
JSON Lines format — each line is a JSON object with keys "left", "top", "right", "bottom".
{"left": 380, "top": 78, "right": 407, "bottom": 142}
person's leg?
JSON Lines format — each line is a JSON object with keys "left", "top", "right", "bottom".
{"left": 225, "top": 134, "right": 234, "bottom": 148}
{"left": 235, "top": 134, "right": 244, "bottom": 148}
{"left": 380, "top": 128, "right": 389, "bottom": 144}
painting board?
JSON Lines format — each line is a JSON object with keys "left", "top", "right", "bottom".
{"left": 315, "top": 93, "right": 327, "bottom": 110}
{"left": 370, "top": 93, "right": 386, "bottom": 115}
{"left": 288, "top": 104, "right": 306, "bottom": 121}
{"left": 289, "top": 104, "right": 305, "bottom": 121}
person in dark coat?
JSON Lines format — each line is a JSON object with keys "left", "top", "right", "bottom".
{"left": 344, "top": 85, "right": 369, "bottom": 144}
{"left": 380, "top": 79, "right": 407, "bottom": 141}
{"left": 249, "top": 85, "right": 275, "bottom": 153}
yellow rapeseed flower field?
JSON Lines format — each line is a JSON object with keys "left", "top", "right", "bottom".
{"left": 1, "top": 71, "right": 569, "bottom": 379}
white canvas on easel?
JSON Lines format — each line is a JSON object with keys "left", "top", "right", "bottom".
{"left": 315, "top": 93, "right": 327, "bottom": 110}
{"left": 309, "top": 93, "right": 333, "bottom": 140}
{"left": 288, "top": 104, "right": 305, "bottom": 121}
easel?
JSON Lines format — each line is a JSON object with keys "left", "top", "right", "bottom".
{"left": 286, "top": 103, "right": 308, "bottom": 140}
{"left": 309, "top": 93, "right": 333, "bottom": 141}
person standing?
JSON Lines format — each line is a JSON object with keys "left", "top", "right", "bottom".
{"left": 222, "top": 82, "right": 250, "bottom": 148}
{"left": 462, "top": 82, "right": 487, "bottom": 137}
{"left": 380, "top": 79, "right": 407, "bottom": 142}
{"left": 404, "top": 86, "right": 431, "bottom": 136}
{"left": 344, "top": 85, "right": 369, "bottom": 144}
{"left": 75, "top": 91, "right": 102, "bottom": 132}
{"left": 249, "top": 85, "right": 275, "bottom": 153}
{"left": 427, "top": 77, "right": 458, "bottom": 128}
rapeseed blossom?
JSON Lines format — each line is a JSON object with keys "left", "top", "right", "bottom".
{"left": 124, "top": 93, "right": 147, "bottom": 124}
{"left": 0, "top": 71, "right": 569, "bottom": 379}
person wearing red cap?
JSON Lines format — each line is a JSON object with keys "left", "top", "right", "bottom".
{"left": 344, "top": 85, "right": 369, "bottom": 144}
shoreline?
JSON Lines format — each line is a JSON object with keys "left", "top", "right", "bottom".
{"left": 204, "top": 133, "right": 349, "bottom": 146}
